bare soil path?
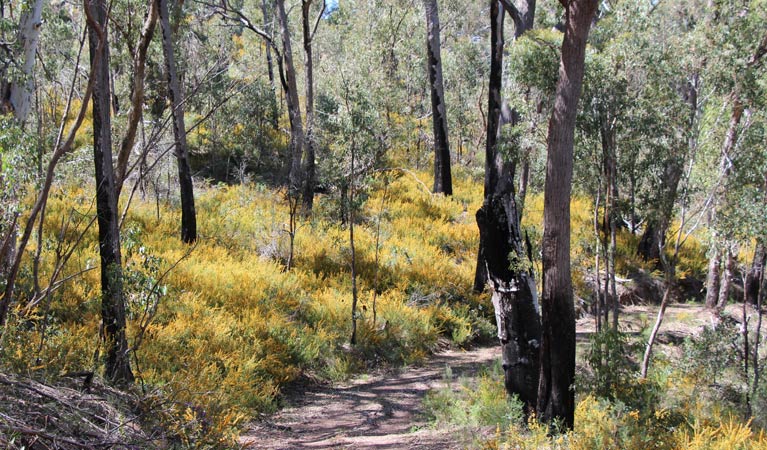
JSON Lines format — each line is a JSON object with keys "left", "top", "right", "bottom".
{"left": 240, "top": 302, "right": 751, "bottom": 449}
{"left": 239, "top": 345, "right": 500, "bottom": 449}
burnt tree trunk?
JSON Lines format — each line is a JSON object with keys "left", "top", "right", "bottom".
{"left": 87, "top": 0, "right": 134, "bottom": 384}
{"left": 473, "top": 0, "right": 535, "bottom": 293}
{"left": 537, "top": 0, "right": 597, "bottom": 429}
{"left": 425, "top": 0, "right": 452, "bottom": 195}
{"left": 477, "top": 197, "right": 540, "bottom": 409}
{"left": 474, "top": 0, "right": 540, "bottom": 411}
{"left": 158, "top": 0, "right": 196, "bottom": 243}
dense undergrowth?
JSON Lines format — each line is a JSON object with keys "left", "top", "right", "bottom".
{"left": 1, "top": 165, "right": 762, "bottom": 448}
{"left": 1, "top": 167, "right": 497, "bottom": 445}
{"left": 425, "top": 324, "right": 767, "bottom": 449}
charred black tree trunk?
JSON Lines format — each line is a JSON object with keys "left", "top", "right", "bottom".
{"left": 537, "top": 0, "right": 597, "bottom": 429}
{"left": 477, "top": 197, "right": 541, "bottom": 409}
{"left": 473, "top": 0, "right": 535, "bottom": 294}
{"left": 87, "top": 0, "right": 134, "bottom": 384}
{"left": 158, "top": 0, "right": 196, "bottom": 243}
{"left": 474, "top": 0, "right": 540, "bottom": 411}
{"left": 425, "top": 0, "right": 452, "bottom": 195}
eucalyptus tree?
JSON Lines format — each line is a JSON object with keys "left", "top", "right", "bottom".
{"left": 702, "top": 0, "right": 767, "bottom": 311}
{"left": 2, "top": 0, "right": 45, "bottom": 123}
{"left": 631, "top": 1, "right": 705, "bottom": 264}
{"left": 641, "top": 0, "right": 767, "bottom": 379}
{"left": 210, "top": 0, "right": 311, "bottom": 193}
{"left": 473, "top": 0, "right": 536, "bottom": 293}
{"left": 273, "top": 0, "right": 304, "bottom": 194}
{"left": 87, "top": 0, "right": 134, "bottom": 384}
{"left": 115, "top": 0, "right": 158, "bottom": 197}
{"left": 158, "top": 0, "right": 197, "bottom": 243}
{"left": 261, "top": 0, "right": 278, "bottom": 128}
{"left": 300, "top": 0, "right": 326, "bottom": 213}
{"left": 537, "top": 0, "right": 598, "bottom": 428}
{"left": 475, "top": 0, "right": 541, "bottom": 411}
{"left": 424, "top": 0, "right": 452, "bottom": 195}
{"left": 0, "top": 0, "right": 45, "bottom": 291}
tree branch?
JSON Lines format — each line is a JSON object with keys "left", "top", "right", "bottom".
{"left": 116, "top": 0, "right": 158, "bottom": 198}
{"left": 498, "top": 0, "right": 522, "bottom": 27}
{"left": 310, "top": 0, "right": 326, "bottom": 40}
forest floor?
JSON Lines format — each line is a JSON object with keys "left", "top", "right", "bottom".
{"left": 239, "top": 302, "right": 758, "bottom": 449}
{"left": 239, "top": 344, "right": 500, "bottom": 449}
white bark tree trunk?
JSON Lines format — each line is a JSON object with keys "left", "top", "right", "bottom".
{"left": 9, "top": 0, "right": 45, "bottom": 124}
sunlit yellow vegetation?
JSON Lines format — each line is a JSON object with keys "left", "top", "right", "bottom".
{"left": 1, "top": 168, "right": 494, "bottom": 443}
{"left": 434, "top": 366, "right": 767, "bottom": 449}
{"left": 0, "top": 166, "right": 753, "bottom": 446}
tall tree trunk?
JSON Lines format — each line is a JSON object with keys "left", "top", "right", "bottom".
{"left": 473, "top": 0, "right": 535, "bottom": 293}
{"left": 261, "top": 0, "right": 278, "bottom": 129}
{"left": 301, "top": 0, "right": 325, "bottom": 214}
{"left": 8, "top": 0, "right": 44, "bottom": 124}
{"left": 705, "top": 95, "right": 744, "bottom": 308}
{"left": 158, "top": 0, "right": 196, "bottom": 243}
{"left": 477, "top": 196, "right": 541, "bottom": 409}
{"left": 276, "top": 0, "right": 304, "bottom": 193}
{"left": 425, "top": 0, "right": 452, "bottom": 195}
{"left": 349, "top": 142, "right": 359, "bottom": 345}
{"left": 474, "top": 3, "right": 541, "bottom": 411}
{"left": 537, "top": 0, "right": 597, "bottom": 429}
{"left": 602, "top": 123, "right": 619, "bottom": 330}
{"left": 87, "top": 0, "right": 133, "bottom": 384}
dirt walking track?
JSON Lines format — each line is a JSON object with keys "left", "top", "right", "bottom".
{"left": 239, "top": 346, "right": 500, "bottom": 449}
